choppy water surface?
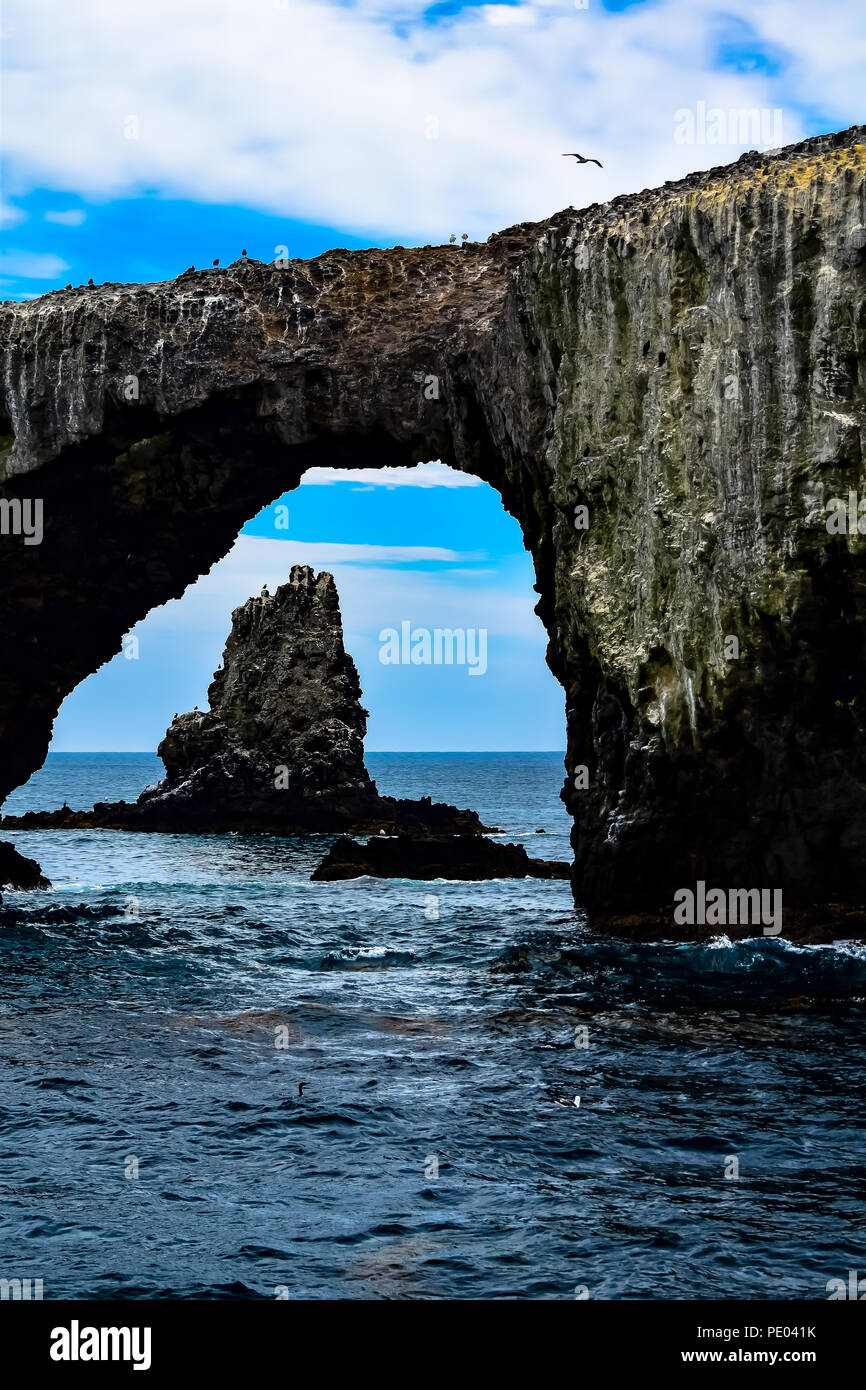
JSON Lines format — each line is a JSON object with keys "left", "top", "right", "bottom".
{"left": 1, "top": 753, "right": 864, "bottom": 1299}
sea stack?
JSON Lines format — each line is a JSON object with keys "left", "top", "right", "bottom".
{"left": 2, "top": 567, "right": 485, "bottom": 837}
{"left": 148, "top": 565, "right": 378, "bottom": 828}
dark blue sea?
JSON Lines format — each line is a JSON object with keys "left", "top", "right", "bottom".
{"left": 1, "top": 752, "right": 864, "bottom": 1300}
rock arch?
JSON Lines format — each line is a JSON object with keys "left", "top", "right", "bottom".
{"left": 2, "top": 126, "right": 865, "bottom": 930}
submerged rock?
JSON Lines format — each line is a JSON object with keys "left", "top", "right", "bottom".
{"left": 1, "top": 567, "right": 486, "bottom": 837}
{"left": 311, "top": 834, "right": 571, "bottom": 881}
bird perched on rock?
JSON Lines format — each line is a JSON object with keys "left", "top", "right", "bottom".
{"left": 212, "top": 257, "right": 219, "bottom": 267}
{"left": 241, "top": 248, "right": 247, "bottom": 257}
{"left": 449, "top": 234, "right": 456, "bottom": 244}
{"left": 562, "top": 152, "right": 603, "bottom": 167}
{"left": 87, "top": 277, "right": 94, "bottom": 286}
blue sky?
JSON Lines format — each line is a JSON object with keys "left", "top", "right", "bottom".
{"left": 2, "top": 0, "right": 864, "bottom": 751}
{"left": 52, "top": 465, "right": 564, "bottom": 752}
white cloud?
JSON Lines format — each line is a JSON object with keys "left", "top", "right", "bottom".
{"left": 44, "top": 208, "right": 87, "bottom": 226}
{"left": 482, "top": 5, "right": 537, "bottom": 26}
{"left": 141, "top": 534, "right": 490, "bottom": 634}
{"left": 232, "top": 537, "right": 485, "bottom": 564}
{"left": 0, "top": 199, "right": 27, "bottom": 228}
{"left": 0, "top": 250, "right": 70, "bottom": 279}
{"left": 300, "top": 461, "right": 483, "bottom": 489}
{"left": 2, "top": 0, "right": 862, "bottom": 243}
{"left": 159, "top": 541, "right": 535, "bottom": 643}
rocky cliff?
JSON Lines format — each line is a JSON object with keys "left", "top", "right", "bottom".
{"left": 1, "top": 566, "right": 485, "bottom": 836}
{"left": 1, "top": 126, "right": 865, "bottom": 930}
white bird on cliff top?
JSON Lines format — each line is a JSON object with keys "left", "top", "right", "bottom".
{"left": 562, "top": 152, "right": 603, "bottom": 167}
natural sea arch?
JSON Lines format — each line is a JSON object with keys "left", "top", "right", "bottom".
{"left": 0, "top": 225, "right": 560, "bottom": 821}
{"left": 2, "top": 127, "right": 866, "bottom": 930}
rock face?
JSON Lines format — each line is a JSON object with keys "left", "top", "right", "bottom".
{"left": 1, "top": 566, "right": 485, "bottom": 836}
{"left": 1, "top": 126, "right": 865, "bottom": 929}
{"left": 311, "top": 835, "right": 571, "bottom": 881}
{"left": 0, "top": 840, "right": 48, "bottom": 890}
{"left": 142, "top": 564, "right": 385, "bottom": 829}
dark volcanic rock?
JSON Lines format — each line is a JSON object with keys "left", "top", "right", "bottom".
{"left": 150, "top": 565, "right": 377, "bottom": 827}
{"left": 2, "top": 127, "right": 866, "bottom": 931}
{"left": 1, "top": 566, "right": 485, "bottom": 836}
{"left": 578, "top": 907, "right": 866, "bottom": 945}
{"left": 0, "top": 839, "right": 49, "bottom": 890}
{"left": 311, "top": 834, "right": 571, "bottom": 881}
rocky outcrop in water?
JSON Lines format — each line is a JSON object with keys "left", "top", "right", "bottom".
{"left": 0, "top": 566, "right": 485, "bottom": 836}
{"left": 311, "top": 834, "right": 571, "bottom": 881}
{"left": 0, "top": 840, "right": 48, "bottom": 890}
{"left": 1, "top": 126, "right": 865, "bottom": 930}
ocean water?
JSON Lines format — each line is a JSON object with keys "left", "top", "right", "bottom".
{"left": 0, "top": 751, "right": 864, "bottom": 1301}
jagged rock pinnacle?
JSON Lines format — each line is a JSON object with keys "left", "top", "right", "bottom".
{"left": 2, "top": 568, "right": 486, "bottom": 838}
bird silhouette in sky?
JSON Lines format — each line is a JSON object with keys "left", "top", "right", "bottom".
{"left": 562, "top": 152, "right": 603, "bottom": 167}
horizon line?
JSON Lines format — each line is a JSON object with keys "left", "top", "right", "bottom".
{"left": 42, "top": 748, "right": 568, "bottom": 756}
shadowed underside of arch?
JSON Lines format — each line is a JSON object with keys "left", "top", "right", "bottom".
{"left": 2, "top": 125, "right": 866, "bottom": 932}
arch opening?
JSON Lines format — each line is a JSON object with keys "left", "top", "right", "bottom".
{"left": 38, "top": 459, "right": 567, "bottom": 763}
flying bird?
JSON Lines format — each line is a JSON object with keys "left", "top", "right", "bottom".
{"left": 563, "top": 152, "right": 603, "bottom": 168}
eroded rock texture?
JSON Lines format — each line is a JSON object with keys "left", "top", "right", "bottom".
{"left": 153, "top": 564, "right": 375, "bottom": 827}
{"left": 1, "top": 566, "right": 485, "bottom": 835}
{"left": 1, "top": 126, "right": 865, "bottom": 926}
